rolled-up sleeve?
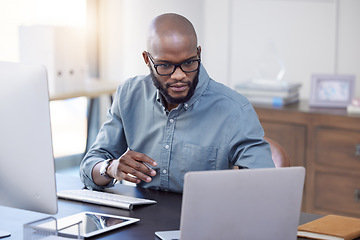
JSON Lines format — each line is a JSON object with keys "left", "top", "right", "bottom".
{"left": 80, "top": 86, "right": 128, "bottom": 190}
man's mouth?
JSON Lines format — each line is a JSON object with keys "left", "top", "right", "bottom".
{"left": 168, "top": 83, "right": 188, "bottom": 92}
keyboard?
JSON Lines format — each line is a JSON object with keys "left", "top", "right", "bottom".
{"left": 57, "top": 189, "right": 157, "bottom": 210}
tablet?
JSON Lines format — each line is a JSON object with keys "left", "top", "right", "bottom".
{"left": 40, "top": 212, "right": 139, "bottom": 238}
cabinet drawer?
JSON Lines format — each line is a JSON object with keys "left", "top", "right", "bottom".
{"left": 315, "top": 127, "right": 360, "bottom": 170}
{"left": 314, "top": 171, "right": 360, "bottom": 216}
{"left": 261, "top": 122, "right": 306, "bottom": 167}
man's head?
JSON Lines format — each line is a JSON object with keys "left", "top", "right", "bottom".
{"left": 142, "top": 13, "right": 201, "bottom": 111}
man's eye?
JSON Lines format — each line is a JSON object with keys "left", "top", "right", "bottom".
{"left": 158, "top": 64, "right": 173, "bottom": 69}
{"left": 183, "top": 60, "right": 195, "bottom": 66}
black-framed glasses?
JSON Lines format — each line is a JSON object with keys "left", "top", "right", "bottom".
{"left": 146, "top": 51, "right": 201, "bottom": 76}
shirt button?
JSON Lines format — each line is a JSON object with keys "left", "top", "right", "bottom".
{"left": 165, "top": 145, "right": 170, "bottom": 149}
{"left": 184, "top": 103, "right": 189, "bottom": 108}
{"left": 162, "top": 169, "right": 167, "bottom": 174}
{"left": 169, "top": 119, "right": 174, "bottom": 123}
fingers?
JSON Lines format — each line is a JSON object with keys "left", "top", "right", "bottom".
{"left": 130, "top": 151, "right": 157, "bottom": 168}
{"left": 114, "top": 170, "right": 142, "bottom": 184}
{"left": 113, "top": 150, "right": 157, "bottom": 184}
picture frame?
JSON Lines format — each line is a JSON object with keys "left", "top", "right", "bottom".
{"left": 309, "top": 74, "right": 355, "bottom": 108}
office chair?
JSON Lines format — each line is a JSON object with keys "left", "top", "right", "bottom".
{"left": 233, "top": 137, "right": 290, "bottom": 169}
{"left": 264, "top": 137, "right": 291, "bottom": 167}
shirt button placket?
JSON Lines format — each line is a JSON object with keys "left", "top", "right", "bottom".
{"left": 161, "top": 143, "right": 171, "bottom": 190}
{"left": 160, "top": 112, "right": 176, "bottom": 191}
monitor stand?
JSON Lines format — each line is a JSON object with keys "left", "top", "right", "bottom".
{"left": 0, "top": 230, "right": 11, "bottom": 238}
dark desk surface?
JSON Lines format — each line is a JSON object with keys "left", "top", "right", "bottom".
{"left": 0, "top": 174, "right": 321, "bottom": 240}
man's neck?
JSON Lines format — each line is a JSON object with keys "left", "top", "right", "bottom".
{"left": 159, "top": 94, "right": 179, "bottom": 112}
{"left": 166, "top": 102, "right": 179, "bottom": 112}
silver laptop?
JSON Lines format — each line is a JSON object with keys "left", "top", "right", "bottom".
{"left": 156, "top": 167, "right": 305, "bottom": 240}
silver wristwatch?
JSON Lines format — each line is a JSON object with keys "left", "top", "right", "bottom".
{"left": 100, "top": 159, "right": 112, "bottom": 178}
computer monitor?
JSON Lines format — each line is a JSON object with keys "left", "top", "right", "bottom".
{"left": 0, "top": 61, "right": 58, "bottom": 237}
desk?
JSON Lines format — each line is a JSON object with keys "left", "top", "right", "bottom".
{"left": 0, "top": 174, "right": 321, "bottom": 240}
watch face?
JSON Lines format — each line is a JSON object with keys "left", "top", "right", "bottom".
{"left": 100, "top": 160, "right": 109, "bottom": 176}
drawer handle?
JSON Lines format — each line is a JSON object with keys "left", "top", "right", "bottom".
{"left": 356, "top": 144, "right": 360, "bottom": 157}
{"left": 355, "top": 189, "right": 360, "bottom": 202}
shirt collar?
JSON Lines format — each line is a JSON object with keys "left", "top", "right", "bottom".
{"left": 184, "top": 64, "right": 210, "bottom": 110}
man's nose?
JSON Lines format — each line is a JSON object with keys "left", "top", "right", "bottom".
{"left": 170, "top": 66, "right": 187, "bottom": 80}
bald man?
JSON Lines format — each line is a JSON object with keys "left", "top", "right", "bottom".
{"left": 80, "top": 13, "right": 274, "bottom": 193}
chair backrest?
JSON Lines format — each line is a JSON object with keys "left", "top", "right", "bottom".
{"left": 264, "top": 137, "right": 291, "bottom": 167}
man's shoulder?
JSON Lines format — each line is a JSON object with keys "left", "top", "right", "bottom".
{"left": 207, "top": 79, "right": 251, "bottom": 108}
{"left": 116, "top": 75, "right": 155, "bottom": 101}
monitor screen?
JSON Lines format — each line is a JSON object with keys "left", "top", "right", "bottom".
{"left": 0, "top": 61, "right": 58, "bottom": 215}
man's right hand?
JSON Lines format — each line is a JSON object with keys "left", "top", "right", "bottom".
{"left": 93, "top": 150, "right": 157, "bottom": 186}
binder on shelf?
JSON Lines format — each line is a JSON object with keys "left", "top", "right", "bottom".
{"left": 235, "top": 80, "right": 301, "bottom": 91}
{"left": 236, "top": 83, "right": 301, "bottom": 98}
{"left": 235, "top": 80, "right": 301, "bottom": 107}
{"left": 245, "top": 93, "right": 299, "bottom": 107}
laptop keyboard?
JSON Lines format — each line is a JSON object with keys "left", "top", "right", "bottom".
{"left": 57, "top": 189, "right": 157, "bottom": 210}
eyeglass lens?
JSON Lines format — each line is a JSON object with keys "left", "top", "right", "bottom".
{"left": 156, "top": 60, "right": 200, "bottom": 75}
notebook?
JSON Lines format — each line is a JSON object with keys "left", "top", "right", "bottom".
{"left": 155, "top": 167, "right": 305, "bottom": 240}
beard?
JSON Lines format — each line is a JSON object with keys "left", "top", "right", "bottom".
{"left": 150, "top": 67, "right": 199, "bottom": 105}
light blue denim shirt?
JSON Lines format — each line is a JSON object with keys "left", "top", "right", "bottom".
{"left": 80, "top": 64, "right": 274, "bottom": 193}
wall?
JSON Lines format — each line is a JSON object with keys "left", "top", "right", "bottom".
{"left": 99, "top": 0, "right": 204, "bottom": 83}
{"left": 338, "top": 0, "right": 360, "bottom": 85}
{"left": 229, "top": 0, "right": 359, "bottom": 100}
{"left": 231, "top": 0, "right": 337, "bottom": 98}
{"left": 99, "top": 0, "right": 360, "bottom": 100}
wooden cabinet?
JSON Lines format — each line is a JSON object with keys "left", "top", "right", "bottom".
{"left": 254, "top": 101, "right": 360, "bottom": 217}
{"left": 261, "top": 122, "right": 306, "bottom": 167}
{"left": 315, "top": 128, "right": 360, "bottom": 170}
{"left": 314, "top": 169, "right": 360, "bottom": 216}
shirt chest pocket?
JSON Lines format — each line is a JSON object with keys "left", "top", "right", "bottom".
{"left": 180, "top": 142, "right": 218, "bottom": 174}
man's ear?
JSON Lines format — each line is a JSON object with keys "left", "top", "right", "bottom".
{"left": 197, "top": 46, "right": 202, "bottom": 56}
{"left": 142, "top": 51, "right": 150, "bottom": 66}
